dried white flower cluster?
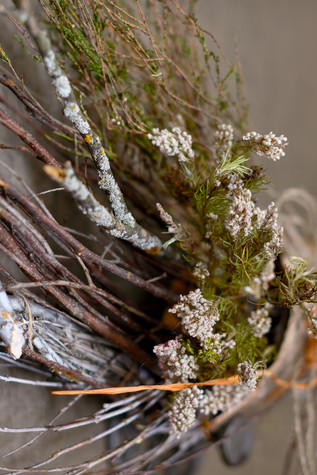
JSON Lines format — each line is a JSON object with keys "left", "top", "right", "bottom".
{"left": 193, "top": 262, "right": 210, "bottom": 281}
{"left": 223, "top": 175, "right": 283, "bottom": 258}
{"left": 154, "top": 289, "right": 238, "bottom": 435}
{"left": 200, "top": 384, "right": 249, "bottom": 416}
{"left": 169, "top": 289, "right": 234, "bottom": 353}
{"left": 214, "top": 123, "right": 234, "bottom": 159}
{"left": 261, "top": 204, "right": 284, "bottom": 260}
{"left": 225, "top": 188, "right": 255, "bottom": 240}
{"left": 169, "top": 386, "right": 203, "bottom": 436}
{"left": 148, "top": 127, "right": 194, "bottom": 163}
{"left": 245, "top": 260, "right": 276, "bottom": 298}
{"left": 242, "top": 131, "right": 288, "bottom": 161}
{"left": 237, "top": 361, "right": 259, "bottom": 391}
{"left": 169, "top": 289, "right": 219, "bottom": 348}
{"left": 226, "top": 173, "right": 244, "bottom": 196}
{"left": 248, "top": 303, "right": 272, "bottom": 338}
{"left": 153, "top": 339, "right": 199, "bottom": 382}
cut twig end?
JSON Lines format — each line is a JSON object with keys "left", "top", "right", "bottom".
{"left": 0, "top": 179, "right": 8, "bottom": 190}
{"left": 44, "top": 165, "right": 66, "bottom": 182}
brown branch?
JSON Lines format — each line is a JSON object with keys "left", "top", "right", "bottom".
{"left": 6, "top": 280, "right": 160, "bottom": 342}
{"left": 0, "top": 177, "right": 177, "bottom": 302}
{"left": 0, "top": 73, "right": 76, "bottom": 136}
{"left": 2, "top": 204, "right": 165, "bottom": 338}
{"left": 0, "top": 105, "right": 61, "bottom": 167}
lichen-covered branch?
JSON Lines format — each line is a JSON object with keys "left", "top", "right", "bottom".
{"left": 13, "top": 0, "right": 162, "bottom": 251}
{"left": 44, "top": 162, "right": 161, "bottom": 251}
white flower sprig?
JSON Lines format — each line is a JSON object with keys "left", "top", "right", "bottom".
{"left": 169, "top": 289, "right": 235, "bottom": 353}
{"left": 237, "top": 361, "right": 259, "bottom": 391}
{"left": 153, "top": 339, "right": 199, "bottom": 382}
{"left": 248, "top": 303, "right": 272, "bottom": 338}
{"left": 148, "top": 127, "right": 194, "bottom": 163}
{"left": 169, "top": 386, "right": 203, "bottom": 436}
{"left": 200, "top": 384, "right": 249, "bottom": 416}
{"left": 242, "top": 131, "right": 288, "bottom": 161}
{"left": 215, "top": 123, "right": 234, "bottom": 159}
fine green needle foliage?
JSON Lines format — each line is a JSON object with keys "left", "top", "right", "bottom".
{"left": 276, "top": 257, "right": 317, "bottom": 307}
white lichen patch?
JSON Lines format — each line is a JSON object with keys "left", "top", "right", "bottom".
{"left": 111, "top": 229, "right": 162, "bottom": 250}
{"left": 53, "top": 75, "right": 71, "bottom": 99}
{"left": 100, "top": 174, "right": 136, "bottom": 227}
{"left": 44, "top": 49, "right": 58, "bottom": 77}
{"left": 61, "top": 167, "right": 114, "bottom": 228}
{"left": 97, "top": 153, "right": 111, "bottom": 172}
{"left": 64, "top": 103, "right": 91, "bottom": 135}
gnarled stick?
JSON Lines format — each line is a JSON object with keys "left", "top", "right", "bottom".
{"left": 13, "top": 0, "right": 162, "bottom": 252}
{"left": 45, "top": 162, "right": 162, "bottom": 251}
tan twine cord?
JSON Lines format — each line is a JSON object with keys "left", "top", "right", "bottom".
{"left": 53, "top": 335, "right": 317, "bottom": 396}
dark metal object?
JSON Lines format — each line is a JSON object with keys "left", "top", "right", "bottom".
{"left": 219, "top": 416, "right": 254, "bottom": 466}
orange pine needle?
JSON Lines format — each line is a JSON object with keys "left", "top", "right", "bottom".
{"left": 52, "top": 362, "right": 317, "bottom": 396}
{"left": 52, "top": 375, "right": 240, "bottom": 396}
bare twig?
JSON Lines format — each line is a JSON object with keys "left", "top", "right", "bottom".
{"left": 0, "top": 106, "right": 61, "bottom": 167}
